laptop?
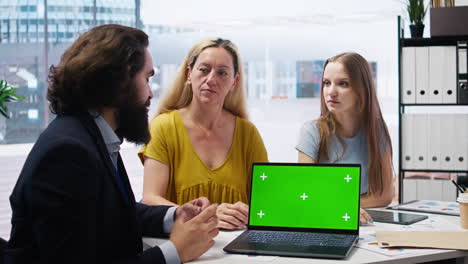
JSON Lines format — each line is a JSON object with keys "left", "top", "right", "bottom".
{"left": 223, "top": 162, "right": 361, "bottom": 259}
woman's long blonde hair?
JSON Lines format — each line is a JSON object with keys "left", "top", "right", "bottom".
{"left": 155, "top": 38, "right": 248, "bottom": 119}
{"left": 317, "top": 52, "right": 392, "bottom": 196}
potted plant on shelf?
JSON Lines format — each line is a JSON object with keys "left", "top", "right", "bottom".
{"left": 407, "top": 0, "right": 427, "bottom": 38}
{"left": 0, "top": 80, "right": 24, "bottom": 141}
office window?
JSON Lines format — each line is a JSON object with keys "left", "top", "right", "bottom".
{"left": 141, "top": 0, "right": 402, "bottom": 164}
{"left": 0, "top": 0, "right": 136, "bottom": 144}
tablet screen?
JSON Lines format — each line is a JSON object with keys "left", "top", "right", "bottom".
{"left": 366, "top": 210, "right": 428, "bottom": 225}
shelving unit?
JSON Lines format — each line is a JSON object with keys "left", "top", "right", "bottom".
{"left": 397, "top": 16, "right": 468, "bottom": 202}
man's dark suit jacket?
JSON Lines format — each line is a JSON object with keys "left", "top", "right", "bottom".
{"left": 5, "top": 113, "right": 171, "bottom": 264}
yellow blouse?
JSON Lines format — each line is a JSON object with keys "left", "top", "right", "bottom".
{"left": 139, "top": 110, "right": 268, "bottom": 205}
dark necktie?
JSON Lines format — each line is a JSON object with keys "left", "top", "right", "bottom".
{"left": 113, "top": 158, "right": 130, "bottom": 203}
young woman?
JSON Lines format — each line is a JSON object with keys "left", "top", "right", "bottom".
{"left": 139, "top": 38, "right": 268, "bottom": 230}
{"left": 296, "top": 52, "right": 394, "bottom": 223}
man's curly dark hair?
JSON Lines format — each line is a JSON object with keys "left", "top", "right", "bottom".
{"left": 47, "top": 24, "right": 149, "bottom": 115}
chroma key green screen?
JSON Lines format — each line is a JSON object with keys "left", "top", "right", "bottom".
{"left": 249, "top": 163, "right": 360, "bottom": 230}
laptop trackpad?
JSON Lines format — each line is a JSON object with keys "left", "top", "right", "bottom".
{"left": 247, "top": 242, "right": 314, "bottom": 252}
{"left": 266, "top": 243, "right": 317, "bottom": 253}
{"left": 264, "top": 243, "right": 347, "bottom": 256}
{"left": 246, "top": 242, "right": 271, "bottom": 251}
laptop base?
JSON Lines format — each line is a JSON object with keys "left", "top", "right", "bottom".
{"left": 224, "top": 230, "right": 358, "bottom": 259}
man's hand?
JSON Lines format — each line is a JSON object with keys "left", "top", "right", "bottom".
{"left": 175, "top": 197, "right": 210, "bottom": 222}
{"left": 216, "top": 201, "right": 248, "bottom": 230}
{"left": 170, "top": 203, "right": 219, "bottom": 262}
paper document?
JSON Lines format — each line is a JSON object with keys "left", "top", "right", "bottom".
{"left": 377, "top": 231, "right": 468, "bottom": 250}
{"left": 388, "top": 200, "right": 460, "bottom": 216}
{"left": 356, "top": 231, "right": 439, "bottom": 257}
{"left": 377, "top": 216, "right": 462, "bottom": 232}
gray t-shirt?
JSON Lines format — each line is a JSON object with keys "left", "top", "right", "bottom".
{"left": 295, "top": 120, "right": 369, "bottom": 195}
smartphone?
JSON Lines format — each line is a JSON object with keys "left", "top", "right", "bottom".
{"left": 365, "top": 210, "right": 428, "bottom": 225}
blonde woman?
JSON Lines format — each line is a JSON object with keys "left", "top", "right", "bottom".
{"left": 139, "top": 38, "right": 268, "bottom": 230}
{"left": 296, "top": 52, "right": 394, "bottom": 224}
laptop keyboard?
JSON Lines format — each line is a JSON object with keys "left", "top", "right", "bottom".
{"left": 247, "top": 231, "right": 355, "bottom": 247}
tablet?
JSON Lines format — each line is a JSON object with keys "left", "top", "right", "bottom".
{"left": 365, "top": 210, "right": 428, "bottom": 225}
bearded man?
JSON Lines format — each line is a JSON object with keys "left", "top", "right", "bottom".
{"left": 4, "top": 24, "right": 218, "bottom": 264}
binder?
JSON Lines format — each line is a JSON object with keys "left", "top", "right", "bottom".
{"left": 440, "top": 115, "right": 457, "bottom": 170}
{"left": 429, "top": 46, "right": 444, "bottom": 104}
{"left": 402, "top": 47, "right": 416, "bottom": 104}
{"left": 402, "top": 178, "right": 417, "bottom": 202}
{"left": 442, "top": 46, "right": 457, "bottom": 103}
{"left": 401, "top": 114, "right": 414, "bottom": 169}
{"left": 415, "top": 47, "right": 430, "bottom": 104}
{"left": 458, "top": 42, "right": 468, "bottom": 104}
{"left": 427, "top": 114, "right": 441, "bottom": 170}
{"left": 458, "top": 42, "right": 467, "bottom": 75}
{"left": 441, "top": 180, "right": 457, "bottom": 201}
{"left": 417, "top": 178, "right": 439, "bottom": 200}
{"left": 412, "top": 114, "right": 428, "bottom": 169}
{"left": 459, "top": 80, "right": 468, "bottom": 104}
{"left": 453, "top": 114, "right": 468, "bottom": 170}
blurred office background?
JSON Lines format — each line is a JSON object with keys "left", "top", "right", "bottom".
{"left": 0, "top": 0, "right": 410, "bottom": 239}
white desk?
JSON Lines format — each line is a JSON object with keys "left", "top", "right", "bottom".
{"left": 144, "top": 212, "right": 468, "bottom": 264}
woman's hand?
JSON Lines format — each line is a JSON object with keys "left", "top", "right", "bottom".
{"left": 359, "top": 208, "right": 373, "bottom": 225}
{"left": 216, "top": 201, "right": 249, "bottom": 230}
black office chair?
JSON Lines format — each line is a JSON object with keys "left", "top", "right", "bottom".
{"left": 0, "top": 236, "right": 6, "bottom": 264}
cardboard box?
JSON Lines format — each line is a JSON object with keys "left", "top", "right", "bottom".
{"left": 431, "top": 6, "right": 468, "bottom": 37}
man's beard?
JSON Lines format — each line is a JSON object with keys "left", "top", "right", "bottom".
{"left": 116, "top": 99, "right": 151, "bottom": 145}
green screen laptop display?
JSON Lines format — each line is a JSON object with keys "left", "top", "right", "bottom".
{"left": 249, "top": 163, "right": 360, "bottom": 230}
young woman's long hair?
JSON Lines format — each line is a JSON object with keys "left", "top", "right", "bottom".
{"left": 317, "top": 52, "right": 392, "bottom": 196}
{"left": 155, "top": 38, "right": 248, "bottom": 119}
